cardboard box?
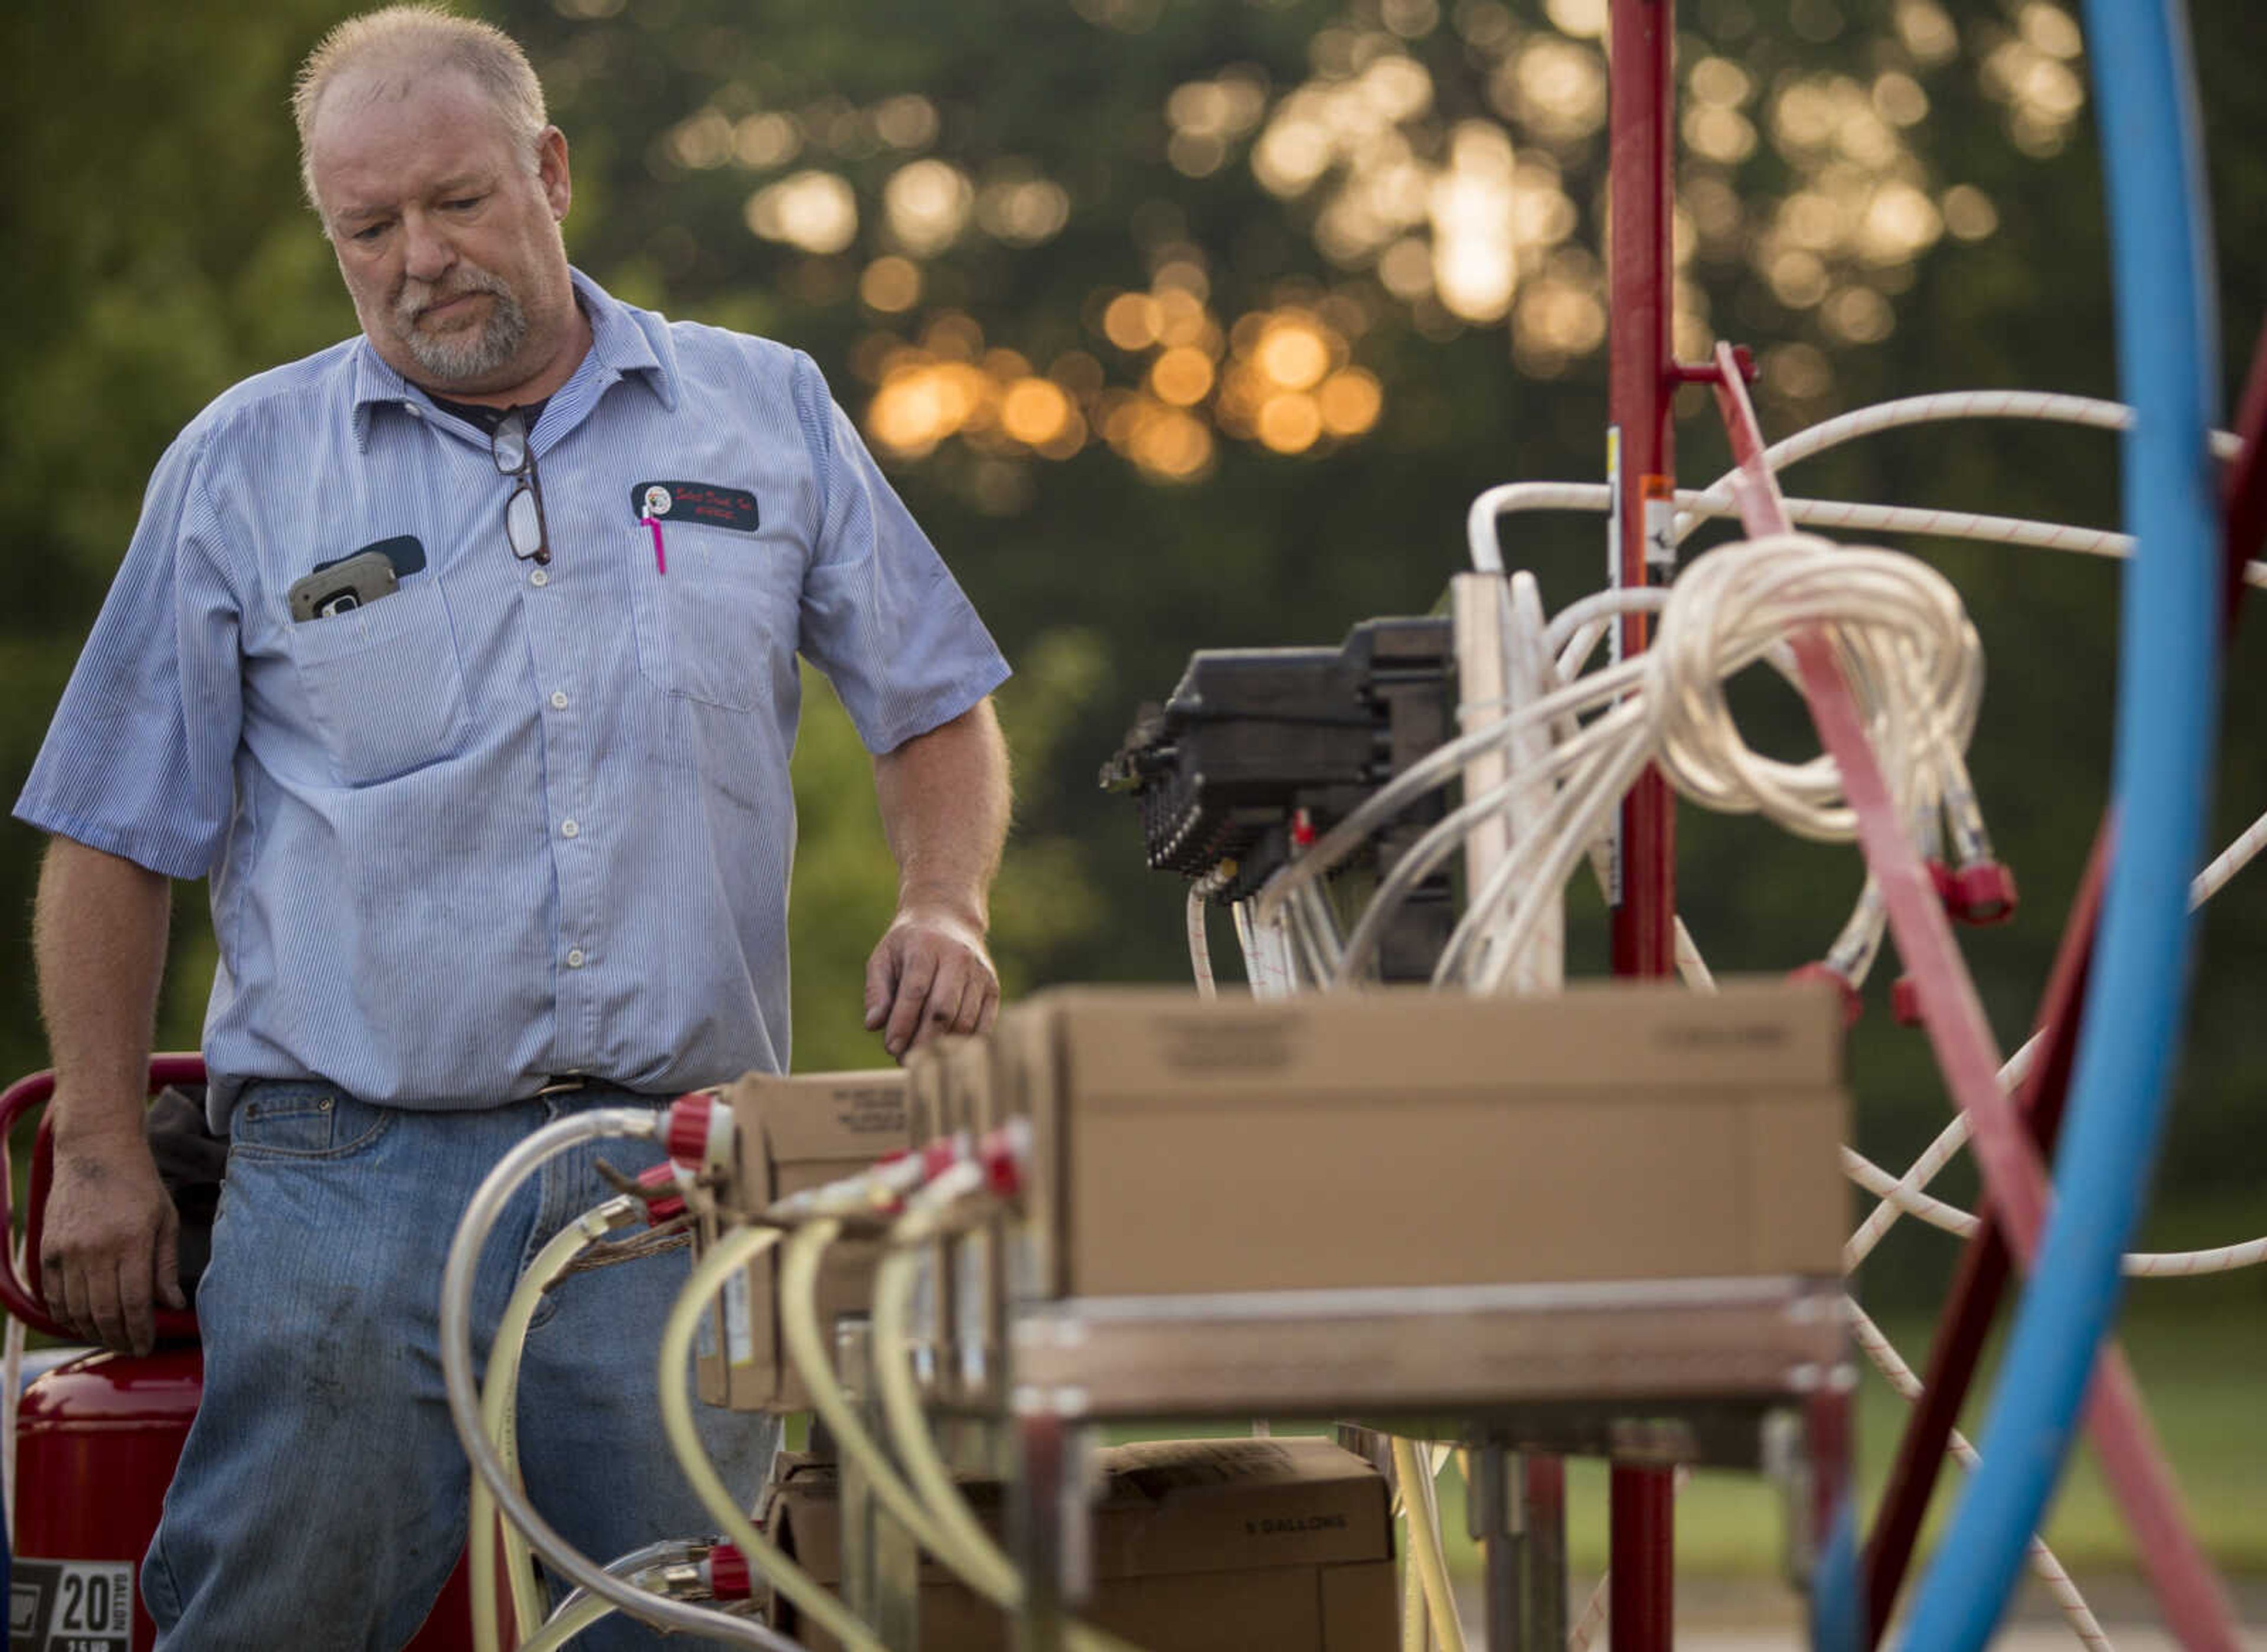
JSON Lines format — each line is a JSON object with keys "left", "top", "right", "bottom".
{"left": 1000, "top": 979, "right": 1847, "bottom": 1301}
{"left": 764, "top": 1436, "right": 1396, "bottom": 1651}
{"left": 696, "top": 1069, "right": 910, "bottom": 1412}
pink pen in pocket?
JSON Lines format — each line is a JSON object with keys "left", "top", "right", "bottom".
{"left": 640, "top": 515, "right": 667, "bottom": 575}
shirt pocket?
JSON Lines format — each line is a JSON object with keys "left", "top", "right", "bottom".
{"left": 631, "top": 525, "right": 795, "bottom": 714}
{"left": 287, "top": 577, "right": 470, "bottom": 785}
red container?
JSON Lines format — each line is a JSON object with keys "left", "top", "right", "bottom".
{"left": 5, "top": 1062, "right": 492, "bottom": 1650}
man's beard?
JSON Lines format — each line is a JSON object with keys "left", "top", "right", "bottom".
{"left": 393, "top": 265, "right": 530, "bottom": 385}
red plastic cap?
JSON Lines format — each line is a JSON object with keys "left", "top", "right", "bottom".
{"left": 1789, "top": 962, "right": 1863, "bottom": 1029}
{"left": 979, "top": 1133, "right": 1023, "bottom": 1199}
{"left": 1949, "top": 861, "right": 2018, "bottom": 926}
{"left": 636, "top": 1162, "right": 688, "bottom": 1224}
{"left": 1890, "top": 974, "right": 1924, "bottom": 1028}
{"left": 665, "top": 1093, "right": 720, "bottom": 1168}
{"left": 707, "top": 1542, "right": 752, "bottom": 1601}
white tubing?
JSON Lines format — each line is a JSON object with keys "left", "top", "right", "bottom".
{"left": 437, "top": 1108, "right": 792, "bottom": 1649}
{"left": 1186, "top": 887, "right": 1217, "bottom": 998}
{"left": 1847, "top": 1302, "right": 2114, "bottom": 1651}
{"left": 1845, "top": 803, "right": 2267, "bottom": 1271}
{"left": 515, "top": 1592, "right": 619, "bottom": 1652}
{"left": 1467, "top": 474, "right": 2267, "bottom": 587}
{"left": 1677, "top": 391, "right": 2243, "bottom": 543}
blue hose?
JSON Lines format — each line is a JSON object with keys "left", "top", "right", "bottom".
{"left": 1887, "top": 2, "right": 2223, "bottom": 1647}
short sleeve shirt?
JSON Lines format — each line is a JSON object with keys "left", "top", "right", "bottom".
{"left": 14, "top": 270, "right": 1010, "bottom": 1116}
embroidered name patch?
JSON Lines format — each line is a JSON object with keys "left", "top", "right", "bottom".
{"left": 632, "top": 481, "right": 760, "bottom": 533}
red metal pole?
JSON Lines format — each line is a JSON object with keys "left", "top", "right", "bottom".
{"left": 1607, "top": 0, "right": 1677, "bottom": 984}
{"left": 1606, "top": 2, "right": 1678, "bottom": 1646}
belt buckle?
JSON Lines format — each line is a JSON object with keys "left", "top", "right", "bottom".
{"left": 535, "top": 1073, "right": 589, "bottom": 1098}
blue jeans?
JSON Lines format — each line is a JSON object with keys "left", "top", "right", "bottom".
{"left": 143, "top": 1081, "right": 779, "bottom": 1650}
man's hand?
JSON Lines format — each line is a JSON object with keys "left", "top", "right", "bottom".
{"left": 863, "top": 905, "right": 1001, "bottom": 1060}
{"left": 866, "top": 701, "right": 1011, "bottom": 1061}
{"left": 40, "top": 1122, "right": 184, "bottom": 1357}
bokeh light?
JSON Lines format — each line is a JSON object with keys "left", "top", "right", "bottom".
{"left": 744, "top": 171, "right": 858, "bottom": 254}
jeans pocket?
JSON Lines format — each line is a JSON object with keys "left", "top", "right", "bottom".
{"left": 228, "top": 1086, "right": 394, "bottom": 1161}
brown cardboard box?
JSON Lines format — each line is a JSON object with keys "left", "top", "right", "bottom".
{"left": 764, "top": 1436, "right": 1396, "bottom": 1651}
{"left": 999, "top": 979, "right": 1847, "bottom": 1301}
{"left": 695, "top": 1069, "right": 910, "bottom": 1412}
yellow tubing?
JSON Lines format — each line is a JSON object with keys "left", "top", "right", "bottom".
{"left": 870, "top": 1248, "right": 1018, "bottom": 1599}
{"left": 474, "top": 1222, "right": 589, "bottom": 1652}
{"left": 514, "top": 1591, "right": 615, "bottom": 1652}
{"left": 1400, "top": 1517, "right": 1428, "bottom": 1652}
{"left": 658, "top": 1223, "right": 888, "bottom": 1652}
{"left": 782, "top": 1217, "right": 1141, "bottom": 1652}
{"left": 1391, "top": 1435, "right": 1467, "bottom": 1652}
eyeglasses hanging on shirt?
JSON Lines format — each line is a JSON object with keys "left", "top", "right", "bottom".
{"left": 491, "top": 406, "right": 551, "bottom": 566}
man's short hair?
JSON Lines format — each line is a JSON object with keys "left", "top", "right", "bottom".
{"left": 293, "top": 4, "right": 548, "bottom": 216}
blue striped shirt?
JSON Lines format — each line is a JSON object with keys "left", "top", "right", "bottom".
{"left": 15, "top": 270, "right": 1008, "bottom": 1119}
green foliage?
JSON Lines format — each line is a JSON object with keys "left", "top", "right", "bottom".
{"left": 2, "top": 2, "right": 2265, "bottom": 1324}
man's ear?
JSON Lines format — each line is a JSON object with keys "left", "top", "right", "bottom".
{"left": 537, "top": 126, "right": 572, "bottom": 221}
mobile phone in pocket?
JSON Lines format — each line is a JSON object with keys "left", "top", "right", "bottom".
{"left": 288, "top": 549, "right": 400, "bottom": 622}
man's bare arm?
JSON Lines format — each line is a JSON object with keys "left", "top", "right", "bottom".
{"left": 863, "top": 699, "right": 1012, "bottom": 1059}
{"left": 32, "top": 837, "right": 184, "bottom": 1355}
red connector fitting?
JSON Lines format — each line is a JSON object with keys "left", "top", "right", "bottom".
{"left": 1948, "top": 861, "right": 2018, "bottom": 926}
{"left": 704, "top": 1541, "right": 753, "bottom": 1601}
{"left": 919, "top": 1136, "right": 964, "bottom": 1181}
{"left": 636, "top": 1162, "right": 690, "bottom": 1225}
{"left": 665, "top": 1092, "right": 734, "bottom": 1172}
{"left": 976, "top": 1120, "right": 1029, "bottom": 1199}
{"left": 1789, "top": 961, "right": 1863, "bottom": 1029}
{"left": 1890, "top": 974, "right": 1925, "bottom": 1028}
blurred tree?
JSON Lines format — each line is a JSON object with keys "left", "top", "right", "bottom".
{"left": 1, "top": 1, "right": 2263, "bottom": 1305}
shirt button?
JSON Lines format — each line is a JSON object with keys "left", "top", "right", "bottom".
{"left": 560, "top": 819, "right": 579, "bottom": 838}
{"left": 530, "top": 568, "right": 549, "bottom": 587}
{"left": 566, "top": 948, "right": 587, "bottom": 968}
{"left": 405, "top": 403, "right": 424, "bottom": 418}
{"left": 550, "top": 690, "right": 569, "bottom": 710}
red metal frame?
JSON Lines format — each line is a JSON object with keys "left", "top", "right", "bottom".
{"left": 1598, "top": 0, "right": 2267, "bottom": 1622}
{"left": 1860, "top": 828, "right": 2108, "bottom": 1637}
{"left": 1710, "top": 345, "right": 2242, "bottom": 1652}
{"left": 1604, "top": 4, "right": 1680, "bottom": 1643}
{"left": 1860, "top": 318, "right": 2267, "bottom": 1639}
{"left": 1, "top": 1056, "right": 208, "bottom": 1343}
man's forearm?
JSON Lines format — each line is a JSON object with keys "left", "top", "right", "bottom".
{"left": 872, "top": 699, "right": 1011, "bottom": 926}
{"left": 35, "top": 837, "right": 172, "bottom": 1145}
{"left": 863, "top": 700, "right": 1011, "bottom": 1056}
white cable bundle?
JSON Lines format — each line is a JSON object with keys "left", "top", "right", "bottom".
{"left": 1255, "top": 533, "right": 1986, "bottom": 995}
{"left": 1456, "top": 533, "right": 1980, "bottom": 994}
{"left": 1644, "top": 533, "right": 1981, "bottom": 846}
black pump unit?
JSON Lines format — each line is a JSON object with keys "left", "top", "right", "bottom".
{"left": 1101, "top": 616, "right": 1455, "bottom": 981}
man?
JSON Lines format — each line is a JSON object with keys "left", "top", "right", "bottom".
{"left": 15, "top": 6, "right": 1011, "bottom": 1647}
